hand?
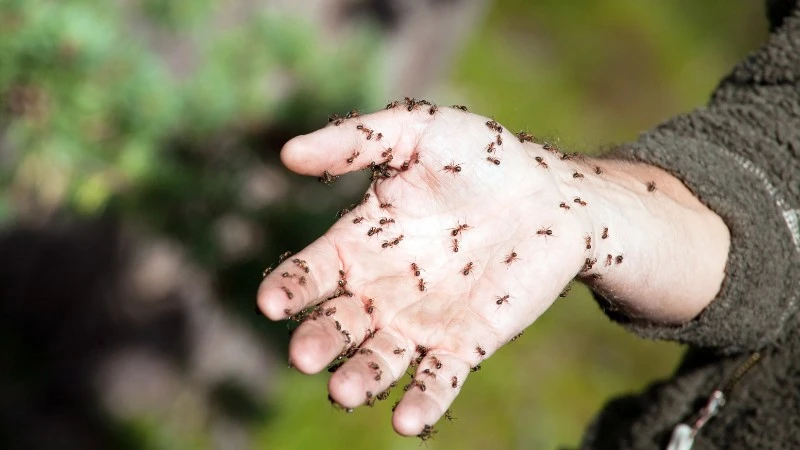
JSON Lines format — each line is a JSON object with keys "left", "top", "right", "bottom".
{"left": 256, "top": 101, "right": 729, "bottom": 437}
{"left": 258, "top": 103, "right": 597, "bottom": 436}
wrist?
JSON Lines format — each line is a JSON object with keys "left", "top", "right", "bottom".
{"left": 577, "top": 158, "right": 730, "bottom": 324}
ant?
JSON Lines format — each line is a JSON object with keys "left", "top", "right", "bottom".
{"left": 379, "top": 202, "right": 393, "bottom": 209}
{"left": 504, "top": 250, "right": 519, "bottom": 265}
{"left": 451, "top": 376, "right": 458, "bottom": 388}
{"left": 451, "top": 105, "right": 468, "bottom": 111}
{"left": 328, "top": 113, "right": 342, "bottom": 123}
{"left": 444, "top": 409, "right": 457, "bottom": 423}
{"left": 418, "top": 279, "right": 427, "bottom": 292}
{"left": 410, "top": 379, "right": 427, "bottom": 392}
{"left": 536, "top": 226, "right": 553, "bottom": 237}
{"left": 605, "top": 254, "right": 613, "bottom": 266}
{"left": 318, "top": 170, "right": 339, "bottom": 185}
{"left": 573, "top": 171, "right": 585, "bottom": 179}
{"left": 400, "top": 160, "right": 411, "bottom": 171}
{"left": 346, "top": 150, "right": 360, "bottom": 165}
{"left": 535, "top": 156, "right": 548, "bottom": 169}
{"left": 442, "top": 162, "right": 462, "bottom": 174}
{"left": 292, "top": 258, "right": 310, "bottom": 273}
{"left": 496, "top": 294, "right": 510, "bottom": 305}
{"left": 462, "top": 261, "right": 474, "bottom": 275}
{"left": 411, "top": 262, "right": 422, "bottom": 277}
{"left": 376, "top": 133, "right": 383, "bottom": 141}
{"left": 359, "top": 348, "right": 373, "bottom": 355}
{"left": 365, "top": 298, "right": 375, "bottom": 315}
{"left": 430, "top": 356, "right": 442, "bottom": 369}
{"left": 602, "top": 227, "right": 609, "bottom": 239}
{"left": 368, "top": 361, "right": 380, "bottom": 370}
{"left": 363, "top": 193, "right": 371, "bottom": 204}
{"left": 393, "top": 347, "right": 406, "bottom": 355}
{"left": 374, "top": 371, "right": 382, "bottom": 381}
{"left": 353, "top": 216, "right": 365, "bottom": 224}
{"left": 470, "top": 364, "right": 482, "bottom": 372}
{"left": 418, "top": 424, "right": 437, "bottom": 443}
{"left": 281, "top": 286, "right": 294, "bottom": 300}
{"left": 585, "top": 235, "right": 592, "bottom": 250}
{"left": 365, "top": 391, "right": 375, "bottom": 407}
{"left": 574, "top": 197, "right": 588, "bottom": 206}
{"left": 379, "top": 217, "right": 395, "bottom": 225}
{"left": 422, "top": 369, "right": 436, "bottom": 378}
{"left": 452, "top": 238, "right": 460, "bottom": 253}
{"left": 595, "top": 166, "right": 603, "bottom": 175}
{"left": 647, "top": 181, "right": 657, "bottom": 192}
{"left": 486, "top": 119, "right": 503, "bottom": 133}
{"left": 325, "top": 307, "right": 337, "bottom": 316}
{"left": 615, "top": 255, "right": 624, "bottom": 264}
{"left": 510, "top": 331, "right": 525, "bottom": 341}
{"left": 516, "top": 131, "right": 534, "bottom": 143}
{"left": 486, "top": 141, "right": 496, "bottom": 153}
{"left": 487, "top": 156, "right": 501, "bottom": 165}
{"left": 428, "top": 105, "right": 438, "bottom": 115}
{"left": 261, "top": 265, "right": 273, "bottom": 278}
{"left": 367, "top": 227, "right": 383, "bottom": 236}
{"left": 346, "top": 109, "right": 361, "bottom": 119}
{"left": 476, "top": 346, "right": 486, "bottom": 357}
{"left": 559, "top": 284, "right": 572, "bottom": 298}
{"left": 582, "top": 258, "right": 598, "bottom": 272}
{"left": 559, "top": 202, "right": 571, "bottom": 210}
{"left": 278, "top": 251, "right": 293, "bottom": 263}
{"left": 496, "top": 134, "right": 503, "bottom": 145}
{"left": 386, "top": 100, "right": 399, "bottom": 109}
{"left": 381, "top": 148, "right": 393, "bottom": 158}
{"left": 450, "top": 221, "right": 471, "bottom": 237}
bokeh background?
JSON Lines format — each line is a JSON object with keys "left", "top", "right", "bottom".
{"left": 0, "top": 0, "right": 767, "bottom": 449}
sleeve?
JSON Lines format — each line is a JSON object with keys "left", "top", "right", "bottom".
{"left": 594, "top": 0, "right": 800, "bottom": 354}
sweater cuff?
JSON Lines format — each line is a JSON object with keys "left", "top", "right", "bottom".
{"left": 594, "top": 125, "right": 800, "bottom": 354}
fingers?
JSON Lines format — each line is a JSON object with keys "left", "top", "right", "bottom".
{"left": 257, "top": 236, "right": 340, "bottom": 321}
{"left": 327, "top": 328, "right": 412, "bottom": 408}
{"left": 392, "top": 352, "right": 471, "bottom": 436}
{"left": 287, "top": 294, "right": 373, "bottom": 374}
{"left": 280, "top": 104, "right": 470, "bottom": 178}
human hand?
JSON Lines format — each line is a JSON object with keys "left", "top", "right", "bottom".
{"left": 258, "top": 101, "right": 602, "bottom": 436}
{"left": 256, "top": 100, "right": 729, "bottom": 437}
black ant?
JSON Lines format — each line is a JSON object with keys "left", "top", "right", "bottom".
{"left": 574, "top": 197, "right": 588, "bottom": 206}
{"left": 496, "top": 294, "right": 510, "bottom": 305}
{"left": 647, "top": 181, "right": 657, "bottom": 192}
{"left": 451, "top": 105, "right": 468, "bottom": 111}
{"left": 559, "top": 202, "right": 570, "bottom": 210}
{"left": 602, "top": 227, "right": 609, "bottom": 239}
{"left": 536, "top": 226, "right": 553, "bottom": 237}
{"left": 476, "top": 346, "right": 486, "bottom": 357}
{"left": 615, "top": 255, "right": 624, "bottom": 264}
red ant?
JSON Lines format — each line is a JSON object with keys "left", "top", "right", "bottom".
{"left": 442, "top": 162, "right": 462, "bottom": 174}
{"left": 452, "top": 238, "right": 460, "bottom": 253}
{"left": 574, "top": 197, "right": 588, "bottom": 206}
{"left": 352, "top": 216, "right": 364, "bottom": 224}
{"left": 582, "top": 258, "right": 598, "bottom": 272}
{"left": 647, "top": 181, "right": 657, "bottom": 192}
{"left": 418, "top": 279, "right": 427, "bottom": 292}
{"left": 595, "top": 166, "right": 603, "bottom": 175}
{"left": 535, "top": 156, "right": 549, "bottom": 169}
{"left": 430, "top": 356, "right": 442, "bottom": 369}
{"left": 379, "top": 217, "right": 395, "bottom": 225}
{"left": 386, "top": 100, "right": 399, "bottom": 109}
{"left": 452, "top": 105, "right": 468, "bottom": 111}
{"left": 559, "top": 202, "right": 570, "bottom": 210}
{"left": 476, "top": 346, "right": 486, "bottom": 357}
{"left": 615, "top": 255, "right": 624, "bottom": 264}
{"left": 602, "top": 227, "right": 609, "bottom": 239}
{"left": 462, "top": 261, "right": 474, "bottom": 276}
{"left": 536, "top": 226, "right": 553, "bottom": 237}
{"left": 605, "top": 254, "right": 613, "bottom": 266}
{"left": 496, "top": 294, "right": 510, "bottom": 305}
{"left": 496, "top": 134, "right": 503, "bottom": 145}
{"left": 451, "top": 376, "right": 458, "bottom": 388}
{"left": 393, "top": 347, "right": 406, "bottom": 355}
{"left": 487, "top": 156, "right": 501, "bottom": 165}
{"left": 486, "top": 142, "right": 496, "bottom": 153}
{"left": 346, "top": 150, "right": 360, "bottom": 165}
{"left": 365, "top": 298, "right": 375, "bottom": 315}
{"left": 585, "top": 235, "right": 592, "bottom": 250}
{"left": 379, "top": 202, "right": 393, "bottom": 209}
{"left": 429, "top": 105, "right": 438, "bottom": 115}
{"left": 504, "top": 250, "right": 519, "bottom": 265}
{"left": 367, "top": 227, "right": 383, "bottom": 236}
{"left": 573, "top": 171, "right": 585, "bottom": 179}
{"left": 281, "top": 286, "right": 294, "bottom": 300}
{"left": 411, "top": 262, "right": 422, "bottom": 277}
{"left": 516, "top": 131, "right": 534, "bottom": 142}
{"left": 450, "top": 222, "right": 471, "bottom": 237}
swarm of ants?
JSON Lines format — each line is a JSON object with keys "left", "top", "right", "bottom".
{"left": 262, "top": 98, "right": 649, "bottom": 443}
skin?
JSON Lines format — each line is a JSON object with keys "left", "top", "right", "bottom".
{"left": 256, "top": 105, "right": 730, "bottom": 437}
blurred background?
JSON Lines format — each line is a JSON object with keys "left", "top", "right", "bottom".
{"left": 0, "top": 0, "right": 767, "bottom": 449}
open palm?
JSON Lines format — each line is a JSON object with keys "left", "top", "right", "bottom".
{"left": 258, "top": 102, "right": 596, "bottom": 436}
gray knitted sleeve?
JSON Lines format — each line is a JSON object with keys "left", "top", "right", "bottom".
{"left": 595, "top": 1, "right": 800, "bottom": 354}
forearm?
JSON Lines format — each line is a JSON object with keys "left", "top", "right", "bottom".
{"left": 578, "top": 158, "right": 730, "bottom": 324}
